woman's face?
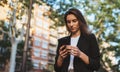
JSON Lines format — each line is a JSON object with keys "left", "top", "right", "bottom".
{"left": 66, "top": 14, "right": 80, "bottom": 34}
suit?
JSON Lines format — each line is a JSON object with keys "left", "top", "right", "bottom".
{"left": 54, "top": 33, "right": 100, "bottom": 72}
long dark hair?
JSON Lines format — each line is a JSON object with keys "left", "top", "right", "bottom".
{"left": 64, "top": 8, "right": 90, "bottom": 35}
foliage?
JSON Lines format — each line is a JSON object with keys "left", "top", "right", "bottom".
{"left": 83, "top": 0, "right": 120, "bottom": 71}
{"left": 42, "top": 0, "right": 79, "bottom": 28}
{"left": 0, "top": 0, "right": 33, "bottom": 71}
{"left": 0, "top": 20, "right": 11, "bottom": 70}
{"left": 20, "top": 0, "right": 42, "bottom": 9}
{"left": 0, "top": 0, "right": 44, "bottom": 71}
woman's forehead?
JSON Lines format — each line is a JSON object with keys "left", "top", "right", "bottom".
{"left": 66, "top": 14, "right": 77, "bottom": 20}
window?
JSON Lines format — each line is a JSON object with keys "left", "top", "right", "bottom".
{"left": 43, "top": 21, "right": 49, "bottom": 30}
{"left": 50, "top": 28, "right": 57, "bottom": 37}
{"left": 40, "top": 60, "right": 47, "bottom": 69}
{"left": 32, "top": 59, "right": 40, "bottom": 69}
{"left": 36, "top": 18, "right": 43, "bottom": 27}
{"left": 50, "top": 36, "right": 57, "bottom": 45}
{"left": 34, "top": 37, "right": 41, "bottom": 46}
{"left": 33, "top": 48, "right": 40, "bottom": 57}
{"left": 42, "top": 40, "right": 48, "bottom": 49}
{"left": 42, "top": 30, "right": 49, "bottom": 39}
{"left": 35, "top": 28, "right": 42, "bottom": 36}
{"left": 41, "top": 50, "right": 48, "bottom": 59}
{"left": 38, "top": 11, "right": 43, "bottom": 17}
{"left": 33, "top": 63, "right": 39, "bottom": 69}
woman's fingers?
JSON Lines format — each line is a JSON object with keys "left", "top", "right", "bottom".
{"left": 59, "top": 50, "right": 68, "bottom": 59}
{"left": 59, "top": 45, "right": 81, "bottom": 58}
{"left": 70, "top": 46, "right": 81, "bottom": 57}
{"left": 59, "top": 45, "right": 66, "bottom": 51}
{"left": 59, "top": 45, "right": 69, "bottom": 59}
{"left": 61, "top": 51, "right": 68, "bottom": 58}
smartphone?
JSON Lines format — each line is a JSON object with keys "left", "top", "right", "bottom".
{"left": 61, "top": 45, "right": 66, "bottom": 51}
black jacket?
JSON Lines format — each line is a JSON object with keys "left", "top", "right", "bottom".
{"left": 54, "top": 33, "right": 100, "bottom": 72}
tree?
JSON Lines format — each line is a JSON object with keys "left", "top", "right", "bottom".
{"left": 21, "top": 0, "right": 32, "bottom": 72}
{"left": 0, "top": 20, "right": 11, "bottom": 71}
{"left": 0, "top": 0, "right": 26, "bottom": 72}
{"left": 0, "top": 0, "right": 45, "bottom": 72}
{"left": 82, "top": 0, "right": 120, "bottom": 71}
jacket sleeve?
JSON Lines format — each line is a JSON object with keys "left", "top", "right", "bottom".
{"left": 87, "top": 34, "right": 100, "bottom": 71}
{"left": 54, "top": 39, "right": 63, "bottom": 72}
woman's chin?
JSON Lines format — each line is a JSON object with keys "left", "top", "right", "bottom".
{"left": 71, "top": 31, "right": 76, "bottom": 34}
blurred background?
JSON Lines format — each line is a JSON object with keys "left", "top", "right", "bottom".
{"left": 0, "top": 0, "right": 120, "bottom": 72}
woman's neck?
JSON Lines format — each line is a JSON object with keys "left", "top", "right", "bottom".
{"left": 71, "top": 31, "right": 81, "bottom": 38}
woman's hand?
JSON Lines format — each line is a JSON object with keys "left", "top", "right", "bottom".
{"left": 69, "top": 46, "right": 89, "bottom": 64}
{"left": 70, "top": 46, "right": 81, "bottom": 57}
{"left": 59, "top": 45, "right": 69, "bottom": 60}
{"left": 57, "top": 45, "right": 69, "bottom": 67}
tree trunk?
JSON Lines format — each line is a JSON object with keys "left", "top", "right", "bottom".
{"left": 21, "top": 0, "right": 33, "bottom": 72}
{"left": 9, "top": 41, "right": 18, "bottom": 72}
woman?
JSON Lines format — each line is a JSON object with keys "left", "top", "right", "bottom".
{"left": 54, "top": 8, "right": 100, "bottom": 72}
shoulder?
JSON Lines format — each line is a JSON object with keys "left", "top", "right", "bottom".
{"left": 88, "top": 33, "right": 96, "bottom": 38}
{"left": 82, "top": 33, "right": 97, "bottom": 40}
{"left": 87, "top": 33, "right": 98, "bottom": 42}
{"left": 82, "top": 33, "right": 96, "bottom": 37}
{"left": 58, "top": 36, "right": 70, "bottom": 42}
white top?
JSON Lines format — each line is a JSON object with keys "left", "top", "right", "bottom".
{"left": 68, "top": 35, "right": 80, "bottom": 70}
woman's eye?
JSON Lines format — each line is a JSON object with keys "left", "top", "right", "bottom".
{"left": 67, "top": 21, "right": 70, "bottom": 24}
{"left": 73, "top": 19, "right": 77, "bottom": 22}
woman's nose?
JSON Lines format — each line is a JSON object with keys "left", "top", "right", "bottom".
{"left": 70, "top": 22, "right": 74, "bottom": 26}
